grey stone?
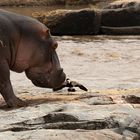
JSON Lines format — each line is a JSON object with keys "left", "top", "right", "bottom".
{"left": 123, "top": 130, "right": 138, "bottom": 138}
{"left": 0, "top": 91, "right": 139, "bottom": 139}
{"left": 122, "top": 95, "right": 140, "bottom": 104}
{"left": 0, "top": 129, "right": 133, "bottom": 140}
{"left": 80, "top": 95, "right": 114, "bottom": 105}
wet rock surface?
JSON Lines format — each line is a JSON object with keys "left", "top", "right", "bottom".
{"left": 0, "top": 90, "right": 139, "bottom": 140}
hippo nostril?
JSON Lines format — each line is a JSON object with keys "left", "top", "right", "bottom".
{"left": 51, "top": 68, "right": 63, "bottom": 76}
{"left": 56, "top": 68, "right": 63, "bottom": 75}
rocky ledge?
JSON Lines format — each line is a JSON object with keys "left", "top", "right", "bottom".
{"left": 0, "top": 89, "right": 139, "bottom": 140}
{"left": 31, "top": 0, "right": 140, "bottom": 35}
{"left": 0, "top": 0, "right": 103, "bottom": 6}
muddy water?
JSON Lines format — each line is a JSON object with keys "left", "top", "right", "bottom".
{"left": 10, "top": 35, "right": 140, "bottom": 94}
{"left": 2, "top": 7, "right": 140, "bottom": 93}
{"left": 1, "top": 5, "right": 88, "bottom": 16}
{"left": 1, "top": 6, "right": 62, "bottom": 16}
{"left": 56, "top": 36, "right": 140, "bottom": 90}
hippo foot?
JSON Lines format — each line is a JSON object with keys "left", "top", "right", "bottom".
{"left": 6, "top": 97, "right": 27, "bottom": 108}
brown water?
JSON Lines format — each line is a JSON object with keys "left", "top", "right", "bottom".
{"left": 2, "top": 7, "right": 140, "bottom": 93}
{"left": 56, "top": 35, "right": 140, "bottom": 90}
{"left": 10, "top": 35, "right": 140, "bottom": 94}
{"left": 1, "top": 6, "right": 62, "bottom": 16}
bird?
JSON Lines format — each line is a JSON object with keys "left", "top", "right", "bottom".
{"left": 53, "top": 78, "right": 88, "bottom": 92}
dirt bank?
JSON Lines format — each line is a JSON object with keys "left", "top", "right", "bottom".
{"left": 0, "top": 0, "right": 139, "bottom": 7}
{"left": 32, "top": 5, "right": 140, "bottom": 35}
{"left": 0, "top": 0, "right": 113, "bottom": 6}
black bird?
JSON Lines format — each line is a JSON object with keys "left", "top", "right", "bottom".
{"left": 53, "top": 78, "right": 88, "bottom": 92}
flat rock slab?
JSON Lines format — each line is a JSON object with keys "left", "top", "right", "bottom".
{"left": 0, "top": 90, "right": 140, "bottom": 139}
{"left": 0, "top": 129, "right": 133, "bottom": 140}
{"left": 79, "top": 95, "right": 115, "bottom": 105}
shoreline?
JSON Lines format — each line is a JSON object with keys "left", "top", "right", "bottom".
{"left": 0, "top": 0, "right": 114, "bottom": 7}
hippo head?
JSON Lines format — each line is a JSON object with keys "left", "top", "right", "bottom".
{"left": 25, "top": 28, "right": 66, "bottom": 89}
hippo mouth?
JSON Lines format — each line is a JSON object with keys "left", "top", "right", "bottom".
{"left": 29, "top": 68, "right": 66, "bottom": 89}
{"left": 47, "top": 68, "right": 66, "bottom": 88}
{"left": 31, "top": 76, "right": 66, "bottom": 89}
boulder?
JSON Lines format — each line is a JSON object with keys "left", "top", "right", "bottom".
{"left": 0, "top": 0, "right": 100, "bottom": 6}
{"left": 101, "top": 5, "right": 140, "bottom": 27}
{"left": 104, "top": 0, "right": 140, "bottom": 9}
{"left": 33, "top": 9, "right": 101, "bottom": 35}
{"left": 33, "top": 4, "right": 140, "bottom": 35}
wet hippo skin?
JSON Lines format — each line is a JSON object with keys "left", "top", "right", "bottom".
{"left": 0, "top": 9, "right": 66, "bottom": 107}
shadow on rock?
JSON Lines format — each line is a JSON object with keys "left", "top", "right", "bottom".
{"left": 0, "top": 94, "right": 79, "bottom": 110}
{"left": 8, "top": 114, "right": 119, "bottom": 132}
{"left": 122, "top": 95, "right": 140, "bottom": 104}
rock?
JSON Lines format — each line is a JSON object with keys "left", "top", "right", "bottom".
{"left": 33, "top": 5, "right": 140, "bottom": 35}
{"left": 0, "top": 0, "right": 58, "bottom": 6}
{"left": 123, "top": 130, "right": 138, "bottom": 138}
{"left": 100, "top": 26, "right": 140, "bottom": 35}
{"left": 0, "top": 90, "right": 139, "bottom": 139}
{"left": 33, "top": 9, "right": 101, "bottom": 35}
{"left": 0, "top": 129, "right": 132, "bottom": 140}
{"left": 80, "top": 95, "right": 115, "bottom": 105}
{"left": 101, "top": 6, "right": 140, "bottom": 27}
{"left": 0, "top": 0, "right": 100, "bottom": 6}
{"left": 122, "top": 95, "right": 140, "bottom": 104}
{"left": 103, "top": 0, "right": 140, "bottom": 35}
{"left": 8, "top": 115, "right": 118, "bottom": 131}
{"left": 104, "top": 0, "right": 140, "bottom": 9}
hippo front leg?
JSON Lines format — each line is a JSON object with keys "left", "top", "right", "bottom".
{"left": 0, "top": 61, "right": 26, "bottom": 107}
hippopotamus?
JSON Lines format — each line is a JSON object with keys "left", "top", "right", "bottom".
{"left": 0, "top": 9, "right": 66, "bottom": 107}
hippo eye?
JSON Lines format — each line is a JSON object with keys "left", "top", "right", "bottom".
{"left": 45, "top": 29, "right": 50, "bottom": 37}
